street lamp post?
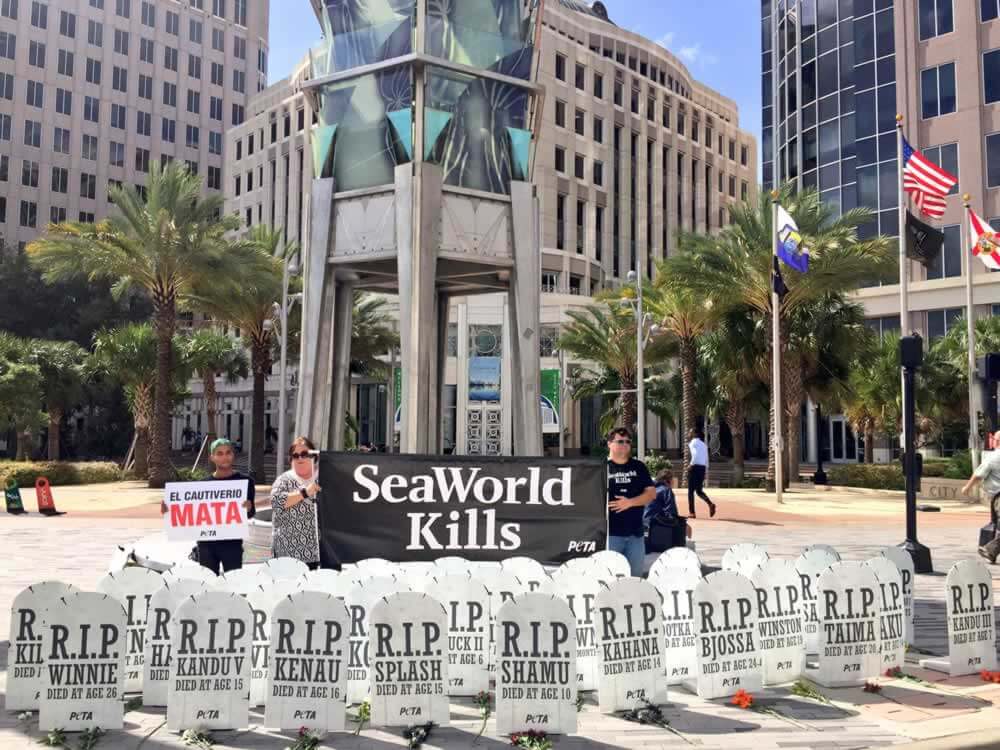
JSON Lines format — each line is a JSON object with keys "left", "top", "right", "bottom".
{"left": 275, "top": 254, "right": 300, "bottom": 477}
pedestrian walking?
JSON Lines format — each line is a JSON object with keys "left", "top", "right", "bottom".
{"left": 606, "top": 427, "right": 656, "bottom": 576}
{"left": 686, "top": 428, "right": 717, "bottom": 518}
{"left": 962, "top": 429, "right": 1000, "bottom": 564}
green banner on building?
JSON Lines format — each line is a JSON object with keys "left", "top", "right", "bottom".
{"left": 394, "top": 367, "right": 402, "bottom": 411}
{"left": 541, "top": 369, "right": 560, "bottom": 412}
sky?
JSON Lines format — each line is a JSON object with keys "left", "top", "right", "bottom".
{"left": 267, "top": 0, "right": 762, "bottom": 159}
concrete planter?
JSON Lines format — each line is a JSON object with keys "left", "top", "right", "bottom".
{"left": 917, "top": 478, "right": 978, "bottom": 504}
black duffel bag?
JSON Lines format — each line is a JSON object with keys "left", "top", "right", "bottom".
{"left": 645, "top": 513, "right": 688, "bottom": 554}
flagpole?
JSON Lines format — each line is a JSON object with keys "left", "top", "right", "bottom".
{"left": 896, "top": 115, "right": 908, "bottom": 461}
{"left": 963, "top": 194, "right": 980, "bottom": 467}
{"left": 771, "top": 190, "right": 784, "bottom": 505}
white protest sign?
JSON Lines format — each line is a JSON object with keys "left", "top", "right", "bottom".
{"left": 881, "top": 546, "right": 915, "bottom": 646}
{"left": 220, "top": 566, "right": 272, "bottom": 594}
{"left": 691, "top": 571, "right": 762, "bottom": 699}
{"left": 804, "top": 544, "right": 841, "bottom": 561}
{"left": 163, "top": 479, "right": 248, "bottom": 542}
{"left": 795, "top": 547, "right": 838, "bottom": 653}
{"left": 345, "top": 576, "right": 410, "bottom": 703}
{"left": 945, "top": 560, "right": 997, "bottom": 676}
{"left": 247, "top": 579, "right": 301, "bottom": 706}
{"left": 167, "top": 591, "right": 252, "bottom": 731}
{"left": 96, "top": 566, "right": 162, "bottom": 692}
{"left": 649, "top": 565, "right": 700, "bottom": 685}
{"left": 265, "top": 556, "right": 310, "bottom": 580}
{"left": 265, "top": 591, "right": 350, "bottom": 732}
{"left": 496, "top": 594, "right": 577, "bottom": 736}
{"left": 553, "top": 571, "right": 603, "bottom": 691}
{"left": 866, "top": 557, "right": 905, "bottom": 672}
{"left": 424, "top": 576, "right": 490, "bottom": 696}
{"left": 6, "top": 581, "right": 77, "bottom": 711}
{"left": 370, "top": 592, "right": 450, "bottom": 727}
{"left": 502, "top": 556, "right": 550, "bottom": 592}
{"left": 595, "top": 578, "right": 665, "bottom": 711}
{"left": 142, "top": 579, "right": 207, "bottom": 706}
{"left": 39, "top": 592, "right": 126, "bottom": 732}
{"left": 721, "top": 543, "right": 769, "bottom": 578}
{"left": 482, "top": 569, "right": 528, "bottom": 672}
{"left": 649, "top": 547, "right": 702, "bottom": 578}
{"left": 162, "top": 564, "right": 219, "bottom": 586}
{"left": 810, "top": 561, "right": 880, "bottom": 687}
{"left": 591, "top": 550, "right": 630, "bottom": 578}
{"left": 298, "top": 568, "right": 349, "bottom": 597}
{"left": 750, "top": 560, "right": 804, "bottom": 685}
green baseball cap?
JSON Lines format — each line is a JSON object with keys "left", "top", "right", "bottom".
{"left": 210, "top": 438, "right": 234, "bottom": 453}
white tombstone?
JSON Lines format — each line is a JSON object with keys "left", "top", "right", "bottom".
{"left": 39, "top": 592, "right": 126, "bottom": 732}
{"left": 434, "top": 556, "right": 473, "bottom": 576}
{"left": 345, "top": 576, "right": 410, "bottom": 704}
{"left": 220, "top": 565, "right": 272, "bottom": 594}
{"left": 795, "top": 547, "right": 839, "bottom": 653}
{"left": 591, "top": 550, "right": 631, "bottom": 579}
{"left": 97, "top": 566, "right": 163, "bottom": 692}
{"left": 501, "top": 556, "right": 550, "bottom": 592}
{"left": 880, "top": 547, "right": 916, "bottom": 646}
{"left": 690, "top": 571, "right": 762, "bottom": 699}
{"left": 552, "top": 571, "right": 604, "bottom": 691}
{"left": 943, "top": 560, "right": 997, "bottom": 676}
{"left": 810, "top": 562, "right": 881, "bottom": 687}
{"left": 162, "top": 564, "right": 219, "bottom": 586}
{"left": 649, "top": 565, "right": 701, "bottom": 685}
{"left": 167, "top": 591, "right": 252, "bottom": 731}
{"left": 804, "top": 544, "right": 841, "bottom": 561}
{"left": 481, "top": 569, "right": 528, "bottom": 672}
{"left": 398, "top": 564, "right": 435, "bottom": 593}
{"left": 369, "top": 592, "right": 450, "bottom": 727}
{"left": 750, "top": 560, "right": 805, "bottom": 685}
{"left": 355, "top": 557, "right": 397, "bottom": 578}
{"left": 495, "top": 593, "right": 577, "bottom": 736}
{"left": 298, "top": 568, "right": 349, "bottom": 597}
{"left": 143, "top": 579, "right": 207, "bottom": 706}
{"left": 721, "top": 543, "right": 769, "bottom": 578}
{"left": 649, "top": 547, "right": 702, "bottom": 578}
{"left": 562, "top": 556, "right": 599, "bottom": 575}
{"left": 866, "top": 557, "right": 905, "bottom": 672}
{"left": 265, "top": 591, "right": 351, "bottom": 732}
{"left": 595, "top": 578, "right": 666, "bottom": 711}
{"left": 6, "top": 581, "right": 77, "bottom": 711}
{"left": 424, "top": 575, "right": 490, "bottom": 696}
{"left": 245, "top": 579, "right": 300, "bottom": 706}
{"left": 265, "top": 556, "right": 311, "bottom": 580}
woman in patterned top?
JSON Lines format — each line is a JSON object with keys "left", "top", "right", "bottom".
{"left": 270, "top": 436, "right": 322, "bottom": 568}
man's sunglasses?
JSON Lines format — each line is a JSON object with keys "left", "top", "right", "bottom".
{"left": 290, "top": 451, "right": 313, "bottom": 460}
{"left": 611, "top": 439, "right": 632, "bottom": 445}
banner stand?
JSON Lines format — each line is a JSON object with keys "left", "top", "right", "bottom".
{"left": 35, "top": 477, "right": 65, "bottom": 516}
{"left": 4, "top": 478, "right": 26, "bottom": 514}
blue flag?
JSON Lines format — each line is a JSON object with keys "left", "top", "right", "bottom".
{"left": 776, "top": 204, "right": 809, "bottom": 273}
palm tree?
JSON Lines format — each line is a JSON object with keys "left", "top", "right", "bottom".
{"left": 32, "top": 340, "right": 87, "bottom": 460}
{"left": 350, "top": 293, "right": 400, "bottom": 378}
{"left": 558, "top": 291, "right": 675, "bottom": 438}
{"left": 190, "top": 224, "right": 287, "bottom": 480}
{"left": 181, "top": 329, "right": 249, "bottom": 446}
{"left": 0, "top": 333, "right": 45, "bottom": 460}
{"left": 27, "top": 162, "right": 260, "bottom": 487}
{"left": 663, "top": 184, "right": 895, "bottom": 492}
{"left": 646, "top": 277, "right": 717, "bottom": 481}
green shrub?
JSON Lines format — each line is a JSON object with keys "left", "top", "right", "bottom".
{"left": 943, "top": 450, "right": 972, "bottom": 480}
{"left": 827, "top": 463, "right": 904, "bottom": 491}
{"left": 643, "top": 453, "right": 673, "bottom": 478}
{"left": 0, "top": 461, "right": 123, "bottom": 487}
{"left": 174, "top": 467, "right": 210, "bottom": 481}
{"left": 921, "top": 459, "right": 948, "bottom": 478}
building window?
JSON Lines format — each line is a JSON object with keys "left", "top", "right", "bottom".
{"left": 555, "top": 146, "right": 565, "bottom": 173}
{"left": 166, "top": 10, "right": 178, "bottom": 35}
{"left": 210, "top": 96, "right": 223, "bottom": 121}
{"left": 233, "top": 0, "right": 245, "bottom": 26}
{"left": 574, "top": 153, "right": 585, "bottom": 180}
{"left": 115, "top": 0, "right": 130, "bottom": 18}
{"left": 86, "top": 58, "right": 101, "bottom": 85}
{"left": 23, "top": 120, "right": 41, "bottom": 147}
{"left": 574, "top": 108, "right": 585, "bottom": 136}
{"left": 0, "top": 31, "right": 15, "bottom": 60}
{"left": 207, "top": 165, "right": 221, "bottom": 190}
{"left": 927, "top": 225, "right": 961, "bottom": 279}
{"left": 1, "top": 0, "right": 17, "bottom": 20}
{"left": 114, "top": 28, "right": 129, "bottom": 55}
{"left": 594, "top": 72, "right": 604, "bottom": 99}
{"left": 190, "top": 19, "right": 202, "bottom": 44}
{"left": 864, "top": 315, "right": 901, "bottom": 339}
{"left": 141, "top": 1, "right": 154, "bottom": 26}
{"left": 542, "top": 271, "right": 559, "bottom": 293}
{"left": 0, "top": 72, "right": 9, "bottom": 100}
{"left": 554, "top": 100, "right": 565, "bottom": 127}
{"left": 630, "top": 87, "right": 639, "bottom": 114}
{"left": 164, "top": 46, "right": 178, "bottom": 71}
{"left": 55, "top": 88, "right": 71, "bottom": 115}
{"left": 21, "top": 159, "right": 38, "bottom": 187}
{"left": 919, "top": 0, "right": 953, "bottom": 39}
{"left": 0, "top": 113, "right": 9, "bottom": 141}
{"left": 921, "top": 62, "right": 956, "bottom": 118}
{"left": 213, "top": 0, "right": 225, "bottom": 18}
{"left": 647, "top": 97, "right": 656, "bottom": 122}
{"left": 110, "top": 103, "right": 126, "bottom": 129}
{"left": 50, "top": 205, "right": 66, "bottom": 224}
{"left": 0, "top": 197, "right": 5, "bottom": 223}
{"left": 51, "top": 166, "right": 68, "bottom": 193}
{"left": 212, "top": 27, "right": 224, "bottom": 52}
{"left": 556, "top": 193, "right": 566, "bottom": 250}
{"left": 87, "top": 19, "right": 101, "bottom": 46}
{"left": 84, "top": 96, "right": 99, "bottom": 123}
{"left": 555, "top": 53, "right": 565, "bottom": 81}
{"left": 662, "top": 106, "right": 671, "bottom": 129}
{"left": 741, "top": 181, "right": 748, "bottom": 201}
{"left": 25, "top": 80, "right": 43, "bottom": 108}
{"left": 138, "top": 74, "right": 152, "bottom": 100}
{"left": 188, "top": 54, "right": 202, "bottom": 80}
{"left": 57, "top": 49, "right": 73, "bottom": 76}
{"left": 80, "top": 172, "right": 96, "bottom": 199}
{"left": 187, "top": 90, "right": 200, "bottom": 114}
{"left": 595, "top": 205, "right": 603, "bottom": 261}
{"left": 186, "top": 124, "right": 200, "bottom": 149}
{"left": 593, "top": 160, "right": 603, "bottom": 187}
{"left": 677, "top": 112, "right": 686, "bottom": 136}
{"left": 28, "top": 40, "right": 44, "bottom": 68}
{"left": 109, "top": 141, "right": 124, "bottom": 166}
{"left": 234, "top": 36, "right": 245, "bottom": 59}
{"left": 112, "top": 66, "right": 128, "bottom": 93}
{"left": 575, "top": 63, "right": 585, "bottom": 90}
{"left": 927, "top": 307, "right": 962, "bottom": 340}
{"left": 163, "top": 82, "right": 177, "bottom": 107}
{"left": 985, "top": 0, "right": 1000, "bottom": 21}
{"left": 985, "top": 50, "right": 1000, "bottom": 104}
{"left": 232, "top": 103, "right": 244, "bottom": 125}
{"left": 135, "top": 147, "right": 150, "bottom": 173}
{"left": 613, "top": 80, "right": 623, "bottom": 106}
{"left": 576, "top": 199, "right": 586, "bottom": 255}
{"left": 20, "top": 201, "right": 37, "bottom": 228}
{"left": 82, "top": 134, "right": 97, "bottom": 160}
{"left": 161, "top": 118, "right": 175, "bottom": 143}
{"left": 921, "top": 143, "right": 959, "bottom": 194}
{"left": 136, "top": 110, "right": 150, "bottom": 136}
{"left": 233, "top": 69, "right": 245, "bottom": 93}
{"left": 59, "top": 10, "right": 75, "bottom": 38}
{"left": 211, "top": 62, "right": 224, "bottom": 86}
{"left": 53, "top": 127, "right": 69, "bottom": 153}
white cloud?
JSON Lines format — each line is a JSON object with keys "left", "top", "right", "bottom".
{"left": 656, "top": 34, "right": 718, "bottom": 67}
{"left": 657, "top": 32, "right": 675, "bottom": 49}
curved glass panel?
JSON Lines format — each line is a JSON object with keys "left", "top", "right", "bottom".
{"left": 316, "top": 67, "right": 413, "bottom": 191}
{"left": 426, "top": 0, "right": 533, "bottom": 79}
{"left": 425, "top": 65, "right": 529, "bottom": 194}
{"left": 317, "top": 0, "right": 415, "bottom": 74}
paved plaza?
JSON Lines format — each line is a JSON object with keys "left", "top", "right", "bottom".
{"left": 1, "top": 485, "right": 999, "bottom": 749}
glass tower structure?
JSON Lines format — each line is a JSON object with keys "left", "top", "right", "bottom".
{"left": 763, "top": 0, "right": 898, "bottom": 240}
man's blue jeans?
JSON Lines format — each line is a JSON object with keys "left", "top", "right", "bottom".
{"left": 607, "top": 534, "right": 645, "bottom": 577}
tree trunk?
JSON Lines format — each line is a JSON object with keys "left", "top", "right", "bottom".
{"left": 15, "top": 428, "right": 31, "bottom": 461}
{"left": 132, "top": 382, "right": 153, "bottom": 479}
{"left": 134, "top": 425, "right": 149, "bottom": 478}
{"left": 620, "top": 375, "right": 637, "bottom": 439}
{"left": 784, "top": 361, "right": 803, "bottom": 485}
{"left": 250, "top": 334, "right": 272, "bottom": 482}
{"left": 726, "top": 400, "right": 746, "bottom": 485}
{"left": 47, "top": 405, "right": 62, "bottom": 461}
{"left": 680, "top": 337, "right": 697, "bottom": 487}
{"left": 865, "top": 425, "right": 875, "bottom": 464}
{"left": 202, "top": 369, "right": 218, "bottom": 445}
{"left": 149, "top": 297, "right": 176, "bottom": 488}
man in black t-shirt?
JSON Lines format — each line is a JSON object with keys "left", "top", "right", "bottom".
{"left": 606, "top": 427, "right": 656, "bottom": 576}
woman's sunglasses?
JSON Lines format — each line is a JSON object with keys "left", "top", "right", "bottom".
{"left": 611, "top": 439, "right": 632, "bottom": 445}
{"left": 290, "top": 451, "right": 313, "bottom": 460}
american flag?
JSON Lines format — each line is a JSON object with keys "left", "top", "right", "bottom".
{"left": 902, "top": 136, "right": 957, "bottom": 219}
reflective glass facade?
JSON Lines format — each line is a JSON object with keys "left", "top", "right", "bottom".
{"left": 763, "top": 0, "right": 897, "bottom": 239}
{"left": 309, "top": 0, "right": 538, "bottom": 194}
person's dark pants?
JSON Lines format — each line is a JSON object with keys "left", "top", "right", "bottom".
{"left": 687, "top": 465, "right": 713, "bottom": 515}
{"left": 983, "top": 493, "right": 1000, "bottom": 561}
{"left": 197, "top": 540, "right": 244, "bottom": 574}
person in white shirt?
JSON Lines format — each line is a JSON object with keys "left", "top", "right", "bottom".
{"left": 686, "top": 428, "right": 717, "bottom": 518}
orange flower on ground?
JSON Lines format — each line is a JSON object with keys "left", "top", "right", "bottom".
{"left": 731, "top": 689, "right": 753, "bottom": 709}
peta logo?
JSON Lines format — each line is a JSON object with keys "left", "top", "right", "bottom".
{"left": 568, "top": 541, "right": 597, "bottom": 553}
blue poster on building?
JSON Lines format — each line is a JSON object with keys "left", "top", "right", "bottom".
{"left": 469, "top": 356, "right": 501, "bottom": 402}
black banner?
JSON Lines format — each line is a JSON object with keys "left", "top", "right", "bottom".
{"left": 317, "top": 452, "right": 607, "bottom": 566}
